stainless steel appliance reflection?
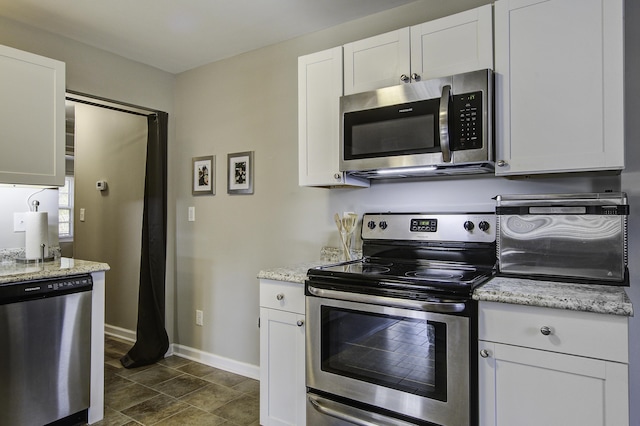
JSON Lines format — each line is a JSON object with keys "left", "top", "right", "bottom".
{"left": 0, "top": 274, "right": 92, "bottom": 426}
{"left": 306, "top": 212, "right": 496, "bottom": 425}
{"left": 496, "top": 192, "right": 629, "bottom": 284}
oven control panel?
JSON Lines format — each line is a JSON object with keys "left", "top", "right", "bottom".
{"left": 410, "top": 218, "right": 437, "bottom": 232}
{"left": 363, "top": 213, "right": 496, "bottom": 243}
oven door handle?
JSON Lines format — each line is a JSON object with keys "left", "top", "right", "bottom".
{"left": 308, "top": 393, "right": 418, "bottom": 426}
{"left": 307, "top": 285, "right": 466, "bottom": 313}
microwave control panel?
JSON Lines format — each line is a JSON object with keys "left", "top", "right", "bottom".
{"left": 452, "top": 91, "right": 483, "bottom": 151}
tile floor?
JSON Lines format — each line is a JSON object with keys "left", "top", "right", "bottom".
{"left": 94, "top": 335, "right": 259, "bottom": 426}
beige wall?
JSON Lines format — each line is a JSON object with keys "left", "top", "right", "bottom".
{"left": 73, "top": 103, "right": 147, "bottom": 330}
{"left": 1, "top": 5, "right": 637, "bottom": 422}
{"left": 174, "top": 0, "right": 619, "bottom": 369}
{"left": 0, "top": 17, "right": 177, "bottom": 340}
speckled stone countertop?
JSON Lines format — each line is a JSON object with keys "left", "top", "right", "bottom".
{"left": 258, "top": 248, "right": 633, "bottom": 317}
{"left": 257, "top": 247, "right": 362, "bottom": 284}
{"left": 474, "top": 276, "right": 633, "bottom": 316}
{"left": 0, "top": 257, "right": 110, "bottom": 284}
{"left": 257, "top": 261, "right": 331, "bottom": 284}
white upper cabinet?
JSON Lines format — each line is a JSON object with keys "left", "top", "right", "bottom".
{"left": 343, "top": 5, "right": 493, "bottom": 95}
{"left": 410, "top": 5, "right": 493, "bottom": 82}
{"left": 343, "top": 28, "right": 411, "bottom": 95}
{"left": 494, "top": 0, "right": 624, "bottom": 176}
{"left": 0, "top": 44, "right": 65, "bottom": 186}
{"left": 298, "top": 47, "right": 369, "bottom": 188}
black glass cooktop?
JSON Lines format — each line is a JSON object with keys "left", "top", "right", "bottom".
{"left": 307, "top": 257, "right": 494, "bottom": 296}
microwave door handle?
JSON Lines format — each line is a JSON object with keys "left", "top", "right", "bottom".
{"left": 439, "top": 84, "right": 452, "bottom": 163}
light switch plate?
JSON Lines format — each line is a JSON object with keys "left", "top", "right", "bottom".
{"left": 188, "top": 206, "right": 195, "bottom": 222}
{"left": 79, "top": 208, "right": 86, "bottom": 222}
{"left": 13, "top": 212, "right": 26, "bottom": 232}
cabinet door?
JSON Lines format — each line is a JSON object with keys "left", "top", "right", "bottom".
{"left": 410, "top": 4, "right": 493, "bottom": 81}
{"left": 259, "top": 307, "right": 306, "bottom": 426}
{"left": 298, "top": 48, "right": 368, "bottom": 188}
{"left": 479, "top": 341, "right": 629, "bottom": 426}
{"left": 494, "top": 0, "right": 624, "bottom": 176}
{"left": 343, "top": 28, "right": 411, "bottom": 95}
{"left": 0, "top": 44, "right": 65, "bottom": 186}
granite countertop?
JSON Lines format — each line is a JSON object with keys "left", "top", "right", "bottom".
{"left": 474, "top": 276, "right": 633, "bottom": 317}
{"left": 258, "top": 248, "right": 633, "bottom": 317}
{"left": 257, "top": 246, "right": 361, "bottom": 284}
{"left": 0, "top": 257, "right": 110, "bottom": 284}
{"left": 257, "top": 261, "right": 331, "bottom": 284}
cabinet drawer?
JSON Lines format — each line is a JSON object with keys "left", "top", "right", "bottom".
{"left": 479, "top": 301, "right": 628, "bottom": 363}
{"left": 260, "top": 279, "right": 305, "bottom": 314}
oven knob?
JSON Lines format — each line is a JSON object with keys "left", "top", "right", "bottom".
{"left": 367, "top": 220, "right": 376, "bottom": 230}
{"left": 379, "top": 221, "right": 388, "bottom": 230}
{"left": 479, "top": 221, "right": 490, "bottom": 232}
{"left": 464, "top": 221, "right": 475, "bottom": 231}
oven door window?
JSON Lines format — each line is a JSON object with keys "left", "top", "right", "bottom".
{"left": 320, "top": 306, "right": 447, "bottom": 401}
{"left": 343, "top": 98, "right": 440, "bottom": 160}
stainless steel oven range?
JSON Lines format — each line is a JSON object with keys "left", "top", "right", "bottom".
{"left": 306, "top": 212, "right": 496, "bottom": 426}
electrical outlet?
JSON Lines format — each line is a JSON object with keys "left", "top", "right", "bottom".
{"left": 13, "top": 212, "right": 26, "bottom": 232}
{"left": 195, "top": 309, "right": 203, "bottom": 326}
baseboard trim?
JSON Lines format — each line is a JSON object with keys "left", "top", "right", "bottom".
{"left": 104, "top": 323, "right": 259, "bottom": 381}
{"left": 104, "top": 324, "right": 136, "bottom": 342}
{"left": 171, "top": 343, "right": 260, "bottom": 381}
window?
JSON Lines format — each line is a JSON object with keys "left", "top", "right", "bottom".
{"left": 59, "top": 176, "right": 74, "bottom": 239}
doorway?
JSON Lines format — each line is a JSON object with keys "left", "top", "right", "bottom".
{"left": 66, "top": 93, "right": 150, "bottom": 334}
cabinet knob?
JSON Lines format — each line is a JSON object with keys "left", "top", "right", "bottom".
{"left": 497, "top": 160, "right": 507, "bottom": 167}
{"left": 297, "top": 320, "right": 304, "bottom": 327}
{"left": 334, "top": 173, "right": 342, "bottom": 181}
{"left": 411, "top": 73, "right": 421, "bottom": 82}
{"left": 480, "top": 349, "right": 490, "bottom": 358}
{"left": 400, "top": 74, "right": 410, "bottom": 83}
{"left": 276, "top": 293, "right": 284, "bottom": 301}
{"left": 540, "top": 326, "right": 552, "bottom": 336}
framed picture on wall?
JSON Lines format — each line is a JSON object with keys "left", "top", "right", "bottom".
{"left": 192, "top": 155, "right": 215, "bottom": 195}
{"left": 227, "top": 151, "right": 254, "bottom": 195}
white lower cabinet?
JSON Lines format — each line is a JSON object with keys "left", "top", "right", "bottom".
{"left": 259, "top": 279, "right": 306, "bottom": 426}
{"left": 478, "top": 301, "right": 629, "bottom": 426}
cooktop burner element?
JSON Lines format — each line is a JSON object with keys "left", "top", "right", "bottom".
{"left": 406, "top": 269, "right": 467, "bottom": 281}
{"left": 307, "top": 212, "right": 497, "bottom": 299}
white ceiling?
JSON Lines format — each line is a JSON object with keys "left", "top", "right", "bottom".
{"left": 0, "top": 0, "right": 416, "bottom": 74}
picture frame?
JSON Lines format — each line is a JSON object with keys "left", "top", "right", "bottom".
{"left": 192, "top": 155, "right": 215, "bottom": 195}
{"left": 227, "top": 151, "right": 254, "bottom": 195}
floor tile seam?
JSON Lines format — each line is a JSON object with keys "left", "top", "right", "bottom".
{"left": 117, "top": 411, "right": 142, "bottom": 426}
{"left": 146, "top": 404, "right": 226, "bottom": 426}
{"left": 108, "top": 381, "right": 168, "bottom": 413}
{"left": 125, "top": 393, "right": 194, "bottom": 426}
{"left": 128, "top": 370, "right": 190, "bottom": 388}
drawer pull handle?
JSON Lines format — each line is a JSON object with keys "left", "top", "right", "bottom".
{"left": 297, "top": 320, "right": 304, "bottom": 327}
{"left": 480, "top": 349, "right": 490, "bottom": 358}
{"left": 276, "top": 293, "right": 284, "bottom": 301}
{"left": 540, "top": 326, "right": 552, "bottom": 336}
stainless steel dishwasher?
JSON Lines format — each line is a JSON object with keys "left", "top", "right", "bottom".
{"left": 0, "top": 274, "right": 92, "bottom": 426}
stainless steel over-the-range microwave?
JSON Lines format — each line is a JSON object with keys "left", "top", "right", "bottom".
{"left": 340, "top": 68, "right": 493, "bottom": 178}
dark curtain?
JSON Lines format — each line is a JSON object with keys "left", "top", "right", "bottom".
{"left": 121, "top": 112, "right": 169, "bottom": 368}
